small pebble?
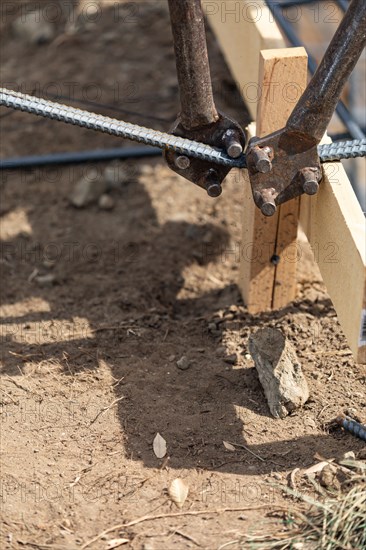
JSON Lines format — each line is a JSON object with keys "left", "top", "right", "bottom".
{"left": 12, "top": 10, "right": 55, "bottom": 44}
{"left": 224, "top": 312, "right": 235, "bottom": 321}
{"left": 357, "top": 448, "right": 366, "bottom": 460}
{"left": 318, "top": 464, "right": 339, "bottom": 489}
{"left": 224, "top": 354, "right": 238, "bottom": 365}
{"left": 176, "top": 356, "right": 191, "bottom": 370}
{"left": 202, "top": 230, "right": 213, "bottom": 243}
{"left": 185, "top": 224, "right": 199, "bottom": 240}
{"left": 140, "top": 164, "right": 154, "bottom": 176}
{"left": 98, "top": 194, "right": 115, "bottom": 210}
{"left": 62, "top": 519, "right": 72, "bottom": 529}
{"left": 101, "top": 31, "right": 118, "bottom": 43}
{"left": 104, "top": 163, "right": 130, "bottom": 189}
{"left": 304, "top": 417, "right": 317, "bottom": 429}
{"left": 69, "top": 170, "right": 107, "bottom": 208}
{"left": 35, "top": 274, "right": 56, "bottom": 287}
{"left": 42, "top": 259, "right": 56, "bottom": 269}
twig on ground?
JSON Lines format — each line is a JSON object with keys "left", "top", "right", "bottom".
{"left": 224, "top": 441, "right": 265, "bottom": 462}
{"left": 112, "top": 376, "right": 125, "bottom": 387}
{"left": 69, "top": 462, "right": 100, "bottom": 487}
{"left": 80, "top": 505, "right": 290, "bottom": 549}
{"left": 173, "top": 529, "right": 201, "bottom": 546}
{"left": 4, "top": 374, "right": 30, "bottom": 392}
{"left": 217, "top": 541, "right": 240, "bottom": 550}
{"left": 89, "top": 396, "right": 125, "bottom": 426}
{"left": 0, "top": 387, "right": 18, "bottom": 404}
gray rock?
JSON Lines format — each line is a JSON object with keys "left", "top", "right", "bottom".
{"left": 224, "top": 353, "right": 238, "bottom": 365}
{"left": 342, "top": 451, "right": 355, "bottom": 460}
{"left": 224, "top": 312, "right": 235, "bottom": 320}
{"left": 98, "top": 194, "right": 115, "bottom": 210}
{"left": 249, "top": 328, "right": 309, "bottom": 419}
{"left": 12, "top": 11, "right": 55, "bottom": 45}
{"left": 140, "top": 164, "right": 154, "bottom": 176}
{"left": 35, "top": 274, "right": 56, "bottom": 287}
{"left": 42, "top": 259, "right": 56, "bottom": 269}
{"left": 176, "top": 356, "right": 191, "bottom": 370}
{"left": 104, "top": 163, "right": 130, "bottom": 189}
{"left": 202, "top": 230, "right": 213, "bottom": 244}
{"left": 185, "top": 224, "right": 200, "bottom": 240}
{"left": 69, "top": 170, "right": 107, "bottom": 208}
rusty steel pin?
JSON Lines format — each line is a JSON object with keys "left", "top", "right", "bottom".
{"left": 251, "top": 146, "right": 273, "bottom": 173}
{"left": 300, "top": 167, "right": 320, "bottom": 195}
{"left": 201, "top": 169, "right": 222, "bottom": 197}
{"left": 261, "top": 201, "right": 276, "bottom": 217}
{"left": 222, "top": 129, "right": 243, "bottom": 159}
{"left": 175, "top": 155, "right": 191, "bottom": 169}
{"left": 255, "top": 187, "right": 277, "bottom": 216}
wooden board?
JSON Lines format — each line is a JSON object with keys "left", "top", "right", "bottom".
{"left": 300, "top": 164, "right": 366, "bottom": 363}
{"left": 205, "top": 0, "right": 285, "bottom": 120}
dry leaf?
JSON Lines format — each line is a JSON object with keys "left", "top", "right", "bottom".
{"left": 223, "top": 441, "right": 236, "bottom": 451}
{"left": 153, "top": 432, "right": 167, "bottom": 458}
{"left": 168, "top": 478, "right": 189, "bottom": 508}
{"left": 106, "top": 538, "right": 129, "bottom": 549}
{"left": 304, "top": 461, "right": 329, "bottom": 475}
{"left": 289, "top": 467, "right": 300, "bottom": 489}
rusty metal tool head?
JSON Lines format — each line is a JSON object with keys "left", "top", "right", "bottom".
{"left": 166, "top": 0, "right": 365, "bottom": 213}
{"left": 246, "top": 0, "right": 366, "bottom": 215}
{"left": 164, "top": 0, "right": 246, "bottom": 196}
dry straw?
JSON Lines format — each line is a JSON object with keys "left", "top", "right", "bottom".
{"left": 244, "top": 460, "right": 366, "bottom": 550}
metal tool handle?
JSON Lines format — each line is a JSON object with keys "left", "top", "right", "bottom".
{"left": 167, "top": 0, "right": 218, "bottom": 130}
{"left": 165, "top": 0, "right": 245, "bottom": 194}
{"left": 286, "top": 0, "right": 366, "bottom": 143}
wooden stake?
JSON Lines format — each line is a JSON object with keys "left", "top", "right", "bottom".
{"left": 239, "top": 48, "right": 308, "bottom": 312}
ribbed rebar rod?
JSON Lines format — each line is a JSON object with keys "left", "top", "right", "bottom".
{"left": 319, "top": 139, "right": 366, "bottom": 161}
{"left": 336, "top": 414, "right": 366, "bottom": 442}
{"left": 1, "top": 88, "right": 365, "bottom": 167}
{"left": 0, "top": 88, "right": 245, "bottom": 168}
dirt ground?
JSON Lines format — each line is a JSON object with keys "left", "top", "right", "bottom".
{"left": 1, "top": 2, "right": 365, "bottom": 549}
